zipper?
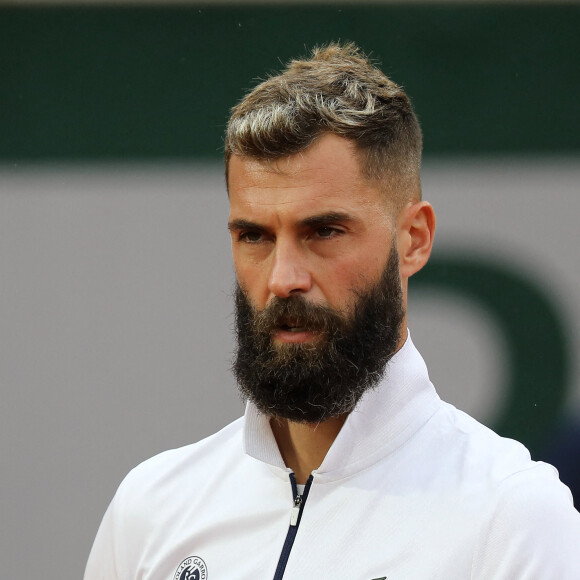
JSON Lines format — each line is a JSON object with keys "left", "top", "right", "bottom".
{"left": 272, "top": 472, "right": 313, "bottom": 580}
{"left": 289, "top": 494, "right": 302, "bottom": 526}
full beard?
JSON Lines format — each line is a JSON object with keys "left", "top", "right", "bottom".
{"left": 232, "top": 245, "right": 405, "bottom": 423}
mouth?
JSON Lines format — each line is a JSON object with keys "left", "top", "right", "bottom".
{"left": 272, "top": 318, "right": 320, "bottom": 343}
{"left": 277, "top": 317, "right": 311, "bottom": 333}
{"left": 279, "top": 323, "right": 308, "bottom": 333}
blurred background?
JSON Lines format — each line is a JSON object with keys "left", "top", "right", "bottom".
{"left": 1, "top": 1, "right": 579, "bottom": 577}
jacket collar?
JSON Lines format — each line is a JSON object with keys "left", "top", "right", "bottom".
{"left": 243, "top": 332, "right": 441, "bottom": 481}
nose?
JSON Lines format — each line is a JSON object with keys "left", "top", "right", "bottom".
{"left": 267, "top": 241, "right": 312, "bottom": 299}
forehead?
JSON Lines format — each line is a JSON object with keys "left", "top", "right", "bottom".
{"left": 227, "top": 134, "right": 390, "bottom": 219}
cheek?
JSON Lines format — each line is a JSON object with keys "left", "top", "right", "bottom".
{"left": 317, "top": 250, "right": 389, "bottom": 306}
{"left": 313, "top": 260, "right": 364, "bottom": 306}
{"left": 233, "top": 259, "right": 269, "bottom": 305}
{"left": 328, "top": 252, "right": 385, "bottom": 285}
{"left": 234, "top": 261, "right": 254, "bottom": 288}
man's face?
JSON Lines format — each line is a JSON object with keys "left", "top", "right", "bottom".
{"left": 228, "top": 134, "right": 401, "bottom": 324}
{"left": 227, "top": 134, "right": 406, "bottom": 422}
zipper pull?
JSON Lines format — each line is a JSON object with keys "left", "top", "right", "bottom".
{"left": 290, "top": 494, "right": 302, "bottom": 526}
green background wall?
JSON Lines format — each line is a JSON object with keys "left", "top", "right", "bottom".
{"left": 2, "top": 4, "right": 580, "bottom": 161}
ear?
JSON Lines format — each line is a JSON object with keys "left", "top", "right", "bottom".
{"left": 396, "top": 201, "right": 436, "bottom": 279}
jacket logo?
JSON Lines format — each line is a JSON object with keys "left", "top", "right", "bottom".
{"left": 173, "top": 556, "right": 208, "bottom": 580}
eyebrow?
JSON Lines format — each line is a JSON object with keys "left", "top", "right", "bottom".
{"left": 227, "top": 212, "right": 356, "bottom": 233}
{"left": 227, "top": 219, "right": 264, "bottom": 232}
{"left": 300, "top": 212, "right": 356, "bottom": 228}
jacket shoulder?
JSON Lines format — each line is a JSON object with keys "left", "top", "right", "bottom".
{"left": 121, "top": 415, "right": 245, "bottom": 494}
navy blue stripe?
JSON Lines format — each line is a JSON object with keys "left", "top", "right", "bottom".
{"left": 272, "top": 473, "right": 313, "bottom": 580}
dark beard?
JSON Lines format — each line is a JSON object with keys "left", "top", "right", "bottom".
{"left": 232, "top": 245, "right": 404, "bottom": 423}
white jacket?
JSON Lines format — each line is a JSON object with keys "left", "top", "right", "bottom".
{"left": 85, "top": 336, "right": 580, "bottom": 579}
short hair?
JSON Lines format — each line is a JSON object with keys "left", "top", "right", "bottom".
{"left": 225, "top": 42, "right": 423, "bottom": 199}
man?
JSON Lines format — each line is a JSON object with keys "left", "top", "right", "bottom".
{"left": 85, "top": 43, "right": 580, "bottom": 579}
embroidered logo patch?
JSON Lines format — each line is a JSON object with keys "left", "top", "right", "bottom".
{"left": 173, "top": 556, "right": 208, "bottom": 580}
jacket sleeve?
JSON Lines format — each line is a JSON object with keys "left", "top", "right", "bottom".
{"left": 472, "top": 463, "right": 580, "bottom": 579}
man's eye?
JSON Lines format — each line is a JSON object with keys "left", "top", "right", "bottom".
{"left": 316, "top": 226, "right": 340, "bottom": 238}
{"left": 239, "top": 231, "right": 263, "bottom": 243}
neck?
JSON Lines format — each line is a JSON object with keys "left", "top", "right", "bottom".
{"left": 269, "top": 414, "right": 347, "bottom": 484}
{"left": 267, "top": 328, "right": 409, "bottom": 484}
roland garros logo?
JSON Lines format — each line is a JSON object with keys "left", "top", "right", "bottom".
{"left": 174, "top": 556, "right": 207, "bottom": 580}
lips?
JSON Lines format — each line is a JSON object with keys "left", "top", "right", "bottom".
{"left": 281, "top": 325, "right": 307, "bottom": 332}
{"left": 277, "top": 318, "right": 310, "bottom": 333}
